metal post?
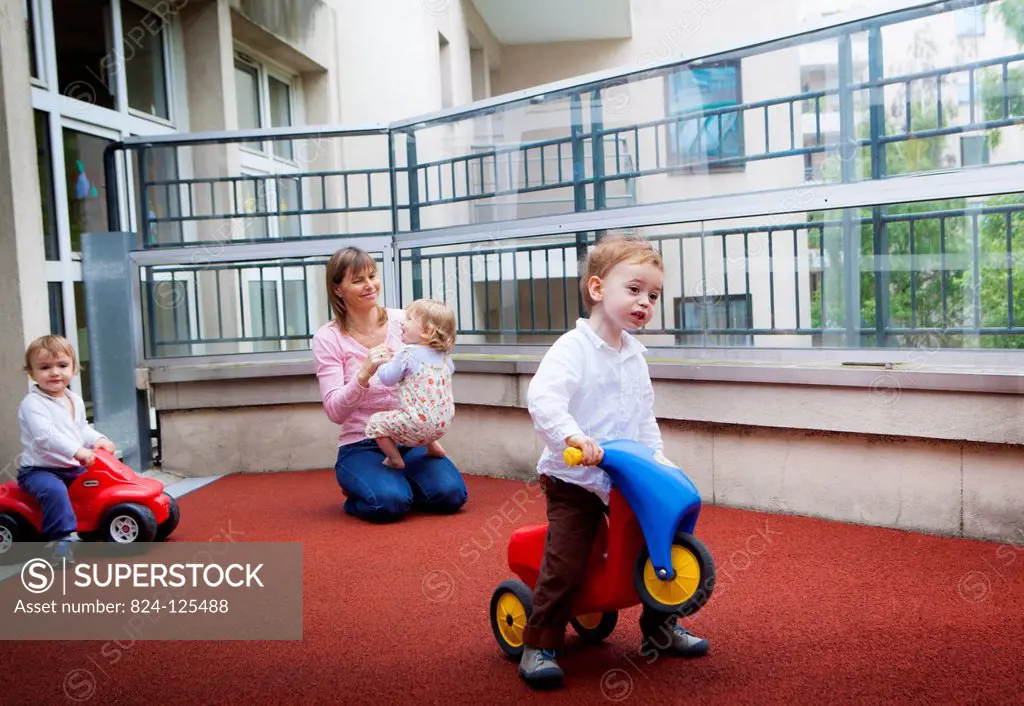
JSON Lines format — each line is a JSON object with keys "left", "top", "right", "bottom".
{"left": 387, "top": 131, "right": 403, "bottom": 305}
{"left": 138, "top": 146, "right": 151, "bottom": 247}
{"left": 868, "top": 26, "right": 891, "bottom": 347}
{"left": 81, "top": 232, "right": 152, "bottom": 473}
{"left": 590, "top": 88, "right": 607, "bottom": 217}
{"left": 406, "top": 132, "right": 423, "bottom": 301}
{"left": 570, "top": 92, "right": 589, "bottom": 318}
{"left": 838, "top": 33, "right": 861, "bottom": 347}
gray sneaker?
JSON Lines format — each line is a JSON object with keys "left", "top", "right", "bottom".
{"left": 518, "top": 647, "right": 564, "bottom": 688}
{"left": 645, "top": 624, "right": 709, "bottom": 657}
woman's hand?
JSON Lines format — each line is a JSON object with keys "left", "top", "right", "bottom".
{"left": 357, "top": 345, "right": 394, "bottom": 387}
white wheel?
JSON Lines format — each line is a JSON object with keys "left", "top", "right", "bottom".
{"left": 0, "top": 525, "right": 12, "bottom": 554}
{"left": 102, "top": 504, "right": 157, "bottom": 544}
{"left": 110, "top": 515, "right": 140, "bottom": 543}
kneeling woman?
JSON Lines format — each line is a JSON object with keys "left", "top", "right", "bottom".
{"left": 311, "top": 247, "right": 469, "bottom": 523}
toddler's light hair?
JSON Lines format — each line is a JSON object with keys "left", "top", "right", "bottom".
{"left": 406, "top": 299, "right": 457, "bottom": 353}
{"left": 580, "top": 235, "right": 664, "bottom": 311}
{"left": 24, "top": 335, "right": 78, "bottom": 375}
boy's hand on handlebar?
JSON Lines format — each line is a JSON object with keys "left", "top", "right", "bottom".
{"left": 565, "top": 434, "right": 603, "bottom": 466}
{"left": 96, "top": 438, "right": 116, "bottom": 454}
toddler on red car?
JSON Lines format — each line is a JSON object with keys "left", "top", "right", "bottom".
{"left": 16, "top": 335, "right": 116, "bottom": 558}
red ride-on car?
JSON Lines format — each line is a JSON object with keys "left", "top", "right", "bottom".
{"left": 0, "top": 449, "right": 180, "bottom": 557}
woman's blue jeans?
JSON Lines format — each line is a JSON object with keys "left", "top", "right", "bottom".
{"left": 334, "top": 439, "right": 468, "bottom": 523}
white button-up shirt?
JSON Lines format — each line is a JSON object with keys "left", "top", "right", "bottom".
{"left": 18, "top": 386, "right": 107, "bottom": 469}
{"left": 526, "top": 318, "right": 663, "bottom": 504}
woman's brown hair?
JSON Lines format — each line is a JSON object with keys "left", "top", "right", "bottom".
{"left": 325, "top": 247, "right": 389, "bottom": 332}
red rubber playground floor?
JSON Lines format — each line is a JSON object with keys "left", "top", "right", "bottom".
{"left": 1, "top": 469, "right": 1023, "bottom": 705}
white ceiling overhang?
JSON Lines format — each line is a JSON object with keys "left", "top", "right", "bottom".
{"left": 470, "top": 0, "right": 633, "bottom": 45}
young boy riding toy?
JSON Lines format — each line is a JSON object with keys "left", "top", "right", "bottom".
{"left": 513, "top": 235, "right": 714, "bottom": 689}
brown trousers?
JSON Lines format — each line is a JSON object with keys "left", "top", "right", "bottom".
{"left": 523, "top": 476, "right": 678, "bottom": 650}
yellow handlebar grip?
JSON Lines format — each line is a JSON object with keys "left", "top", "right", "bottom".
{"left": 564, "top": 447, "right": 584, "bottom": 466}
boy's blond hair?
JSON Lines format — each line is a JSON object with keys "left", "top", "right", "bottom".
{"left": 580, "top": 235, "right": 664, "bottom": 311}
{"left": 406, "top": 299, "right": 457, "bottom": 353}
{"left": 24, "top": 335, "right": 78, "bottom": 375}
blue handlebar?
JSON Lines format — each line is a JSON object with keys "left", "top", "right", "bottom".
{"left": 565, "top": 439, "right": 702, "bottom": 580}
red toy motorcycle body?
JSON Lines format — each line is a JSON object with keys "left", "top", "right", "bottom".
{"left": 0, "top": 449, "right": 180, "bottom": 557}
{"left": 490, "top": 440, "right": 716, "bottom": 655}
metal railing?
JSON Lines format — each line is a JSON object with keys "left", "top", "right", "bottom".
{"left": 100, "top": 0, "right": 1024, "bottom": 362}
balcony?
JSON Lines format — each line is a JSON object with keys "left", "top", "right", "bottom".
{"left": 470, "top": 0, "right": 633, "bottom": 44}
{"left": 86, "top": 0, "right": 1024, "bottom": 547}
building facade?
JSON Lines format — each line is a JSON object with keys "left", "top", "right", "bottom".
{"left": 1, "top": 0, "right": 1023, "bottom": 543}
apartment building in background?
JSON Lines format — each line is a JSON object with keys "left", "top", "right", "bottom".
{"left": 2, "top": 0, "right": 1022, "bottom": 464}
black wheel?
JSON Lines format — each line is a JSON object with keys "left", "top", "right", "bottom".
{"left": 570, "top": 611, "right": 618, "bottom": 643}
{"left": 634, "top": 531, "right": 716, "bottom": 617}
{"left": 156, "top": 495, "right": 180, "bottom": 541}
{"left": 490, "top": 579, "right": 533, "bottom": 659}
{"left": 102, "top": 503, "right": 158, "bottom": 544}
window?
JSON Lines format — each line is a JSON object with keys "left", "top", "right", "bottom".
{"left": 961, "top": 135, "right": 989, "bottom": 167}
{"left": 121, "top": 0, "right": 171, "bottom": 120}
{"left": 243, "top": 273, "right": 312, "bottom": 352}
{"left": 666, "top": 60, "right": 744, "bottom": 170}
{"left": 62, "top": 128, "right": 112, "bottom": 254}
{"left": 146, "top": 279, "right": 192, "bottom": 357}
{"left": 233, "top": 49, "right": 305, "bottom": 242}
{"left": 239, "top": 175, "right": 303, "bottom": 240}
{"left": 955, "top": 8, "right": 985, "bottom": 37}
{"left": 34, "top": 110, "right": 59, "bottom": 260}
{"left": 54, "top": 0, "right": 116, "bottom": 111}
{"left": 48, "top": 282, "right": 65, "bottom": 336}
{"left": 25, "top": 0, "right": 39, "bottom": 79}
{"left": 133, "top": 145, "right": 183, "bottom": 246}
{"left": 247, "top": 280, "right": 280, "bottom": 353}
{"left": 675, "top": 294, "right": 752, "bottom": 346}
{"left": 268, "top": 76, "right": 293, "bottom": 159}
{"left": 234, "top": 52, "right": 297, "bottom": 157}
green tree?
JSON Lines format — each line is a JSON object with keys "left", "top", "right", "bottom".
{"left": 808, "top": 6, "right": 1024, "bottom": 349}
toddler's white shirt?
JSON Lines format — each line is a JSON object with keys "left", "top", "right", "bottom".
{"left": 18, "top": 386, "right": 107, "bottom": 469}
{"left": 527, "top": 318, "right": 663, "bottom": 504}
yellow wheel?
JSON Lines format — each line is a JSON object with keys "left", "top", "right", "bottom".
{"left": 634, "top": 531, "right": 715, "bottom": 617}
{"left": 490, "top": 579, "right": 532, "bottom": 658}
{"left": 570, "top": 611, "right": 618, "bottom": 643}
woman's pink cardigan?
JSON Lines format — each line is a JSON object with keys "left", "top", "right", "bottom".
{"left": 311, "top": 308, "right": 406, "bottom": 447}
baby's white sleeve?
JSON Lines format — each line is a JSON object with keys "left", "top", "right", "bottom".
{"left": 374, "top": 347, "right": 409, "bottom": 387}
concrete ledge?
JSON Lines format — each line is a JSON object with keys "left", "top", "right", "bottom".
{"left": 156, "top": 400, "right": 1024, "bottom": 543}
{"left": 147, "top": 352, "right": 1024, "bottom": 395}
{"left": 153, "top": 368, "right": 1024, "bottom": 446}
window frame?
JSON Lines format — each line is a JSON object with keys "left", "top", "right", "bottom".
{"left": 239, "top": 264, "right": 317, "bottom": 354}
{"left": 664, "top": 59, "right": 746, "bottom": 173}
{"left": 233, "top": 47, "right": 302, "bottom": 162}
{"left": 120, "top": 0, "right": 176, "bottom": 125}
